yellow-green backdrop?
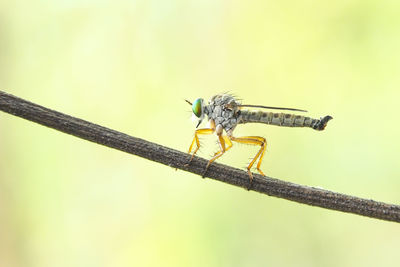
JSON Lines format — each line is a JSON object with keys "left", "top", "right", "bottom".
{"left": 1, "top": 0, "right": 399, "bottom": 266}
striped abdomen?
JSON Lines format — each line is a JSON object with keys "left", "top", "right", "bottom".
{"left": 238, "top": 110, "right": 332, "bottom": 131}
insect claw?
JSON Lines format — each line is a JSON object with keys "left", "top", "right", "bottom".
{"left": 257, "top": 168, "right": 266, "bottom": 176}
{"left": 246, "top": 170, "right": 254, "bottom": 191}
{"left": 184, "top": 153, "right": 195, "bottom": 167}
{"left": 201, "top": 171, "right": 207, "bottom": 178}
{"left": 201, "top": 163, "right": 210, "bottom": 178}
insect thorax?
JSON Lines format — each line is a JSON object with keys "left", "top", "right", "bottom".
{"left": 204, "top": 94, "right": 241, "bottom": 133}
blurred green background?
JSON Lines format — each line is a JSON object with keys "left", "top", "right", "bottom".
{"left": 1, "top": 0, "right": 400, "bottom": 266}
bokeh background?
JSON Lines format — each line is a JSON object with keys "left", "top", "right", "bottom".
{"left": 1, "top": 0, "right": 400, "bottom": 266}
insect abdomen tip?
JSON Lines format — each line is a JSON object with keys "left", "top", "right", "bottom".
{"left": 314, "top": 115, "right": 333, "bottom": 131}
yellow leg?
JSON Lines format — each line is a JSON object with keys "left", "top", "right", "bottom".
{"left": 212, "top": 135, "right": 233, "bottom": 156}
{"left": 187, "top": 128, "right": 215, "bottom": 162}
{"left": 229, "top": 136, "right": 267, "bottom": 181}
{"left": 202, "top": 135, "right": 233, "bottom": 176}
{"left": 206, "top": 135, "right": 233, "bottom": 166}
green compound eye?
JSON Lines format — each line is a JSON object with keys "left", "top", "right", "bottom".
{"left": 192, "top": 98, "right": 203, "bottom": 118}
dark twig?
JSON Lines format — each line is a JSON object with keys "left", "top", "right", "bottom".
{"left": 0, "top": 90, "right": 399, "bottom": 223}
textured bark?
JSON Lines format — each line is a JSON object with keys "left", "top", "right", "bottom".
{"left": 0, "top": 91, "right": 399, "bottom": 223}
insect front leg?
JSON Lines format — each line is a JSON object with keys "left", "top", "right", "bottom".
{"left": 187, "top": 128, "right": 215, "bottom": 163}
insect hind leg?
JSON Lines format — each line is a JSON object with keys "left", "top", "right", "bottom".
{"left": 229, "top": 136, "right": 267, "bottom": 180}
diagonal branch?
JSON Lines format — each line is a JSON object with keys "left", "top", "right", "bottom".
{"left": 0, "top": 90, "right": 399, "bottom": 223}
